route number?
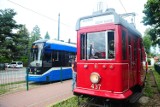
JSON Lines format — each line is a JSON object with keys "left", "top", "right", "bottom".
{"left": 91, "top": 84, "right": 101, "bottom": 90}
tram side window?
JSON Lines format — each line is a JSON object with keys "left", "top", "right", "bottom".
{"left": 122, "top": 30, "right": 127, "bottom": 60}
{"left": 134, "top": 38, "right": 137, "bottom": 61}
{"left": 61, "top": 51, "right": 68, "bottom": 66}
{"left": 51, "top": 50, "right": 61, "bottom": 67}
{"left": 43, "top": 52, "right": 52, "bottom": 62}
{"left": 140, "top": 42, "right": 143, "bottom": 61}
{"left": 80, "top": 34, "right": 87, "bottom": 60}
{"left": 69, "top": 53, "right": 76, "bottom": 64}
{"left": 52, "top": 51, "right": 59, "bottom": 61}
{"left": 43, "top": 52, "right": 52, "bottom": 67}
{"left": 108, "top": 31, "right": 115, "bottom": 59}
{"left": 63, "top": 52, "right": 74, "bottom": 67}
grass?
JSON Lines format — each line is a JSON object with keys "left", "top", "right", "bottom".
{"left": 0, "top": 88, "right": 8, "bottom": 95}
{"left": 0, "top": 81, "right": 46, "bottom": 95}
{"left": 143, "top": 70, "right": 153, "bottom": 97}
{"left": 51, "top": 96, "right": 78, "bottom": 107}
{"left": 153, "top": 68, "right": 160, "bottom": 91}
{"left": 0, "top": 81, "right": 26, "bottom": 95}
{"left": 0, "top": 81, "right": 25, "bottom": 87}
{"left": 0, "top": 80, "right": 69, "bottom": 96}
{"left": 143, "top": 66, "right": 160, "bottom": 97}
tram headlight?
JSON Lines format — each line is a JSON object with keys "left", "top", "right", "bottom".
{"left": 90, "top": 72, "right": 101, "bottom": 84}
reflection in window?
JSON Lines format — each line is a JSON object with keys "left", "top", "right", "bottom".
{"left": 43, "top": 52, "right": 52, "bottom": 67}
{"left": 43, "top": 53, "right": 52, "bottom": 62}
{"left": 31, "top": 43, "right": 43, "bottom": 61}
{"left": 108, "top": 32, "right": 115, "bottom": 59}
{"left": 87, "top": 32, "right": 106, "bottom": 59}
{"left": 80, "top": 34, "right": 87, "bottom": 60}
{"left": 80, "top": 30, "right": 115, "bottom": 60}
{"left": 52, "top": 51, "right": 59, "bottom": 61}
{"left": 69, "top": 54, "right": 76, "bottom": 64}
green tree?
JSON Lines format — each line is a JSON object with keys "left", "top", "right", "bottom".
{"left": 30, "top": 25, "right": 42, "bottom": 43}
{"left": 142, "top": 0, "right": 160, "bottom": 46}
{"left": 16, "top": 25, "right": 30, "bottom": 64}
{"left": 0, "top": 9, "right": 22, "bottom": 62}
{"left": 44, "top": 31, "right": 50, "bottom": 39}
{"left": 143, "top": 28, "right": 152, "bottom": 54}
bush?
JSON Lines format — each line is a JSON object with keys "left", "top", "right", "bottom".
{"left": 154, "top": 63, "right": 160, "bottom": 74}
{"left": 147, "top": 58, "right": 151, "bottom": 65}
{"left": 20, "top": 56, "right": 28, "bottom": 67}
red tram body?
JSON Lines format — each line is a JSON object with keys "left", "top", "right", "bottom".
{"left": 74, "top": 9, "right": 147, "bottom": 100}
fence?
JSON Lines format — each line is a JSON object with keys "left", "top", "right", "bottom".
{"left": 0, "top": 67, "right": 26, "bottom": 95}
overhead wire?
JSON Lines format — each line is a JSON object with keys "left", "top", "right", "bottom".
{"left": 7, "top": 0, "right": 129, "bottom": 30}
{"left": 7, "top": 0, "right": 75, "bottom": 30}
{"left": 119, "top": 0, "right": 127, "bottom": 13}
{"left": 118, "top": 0, "right": 137, "bottom": 27}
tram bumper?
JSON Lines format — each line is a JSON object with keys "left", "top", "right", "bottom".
{"left": 74, "top": 87, "right": 132, "bottom": 100}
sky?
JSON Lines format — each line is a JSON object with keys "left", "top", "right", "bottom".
{"left": 0, "top": 0, "right": 148, "bottom": 43}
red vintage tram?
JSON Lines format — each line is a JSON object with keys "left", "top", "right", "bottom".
{"left": 74, "top": 8, "right": 147, "bottom": 102}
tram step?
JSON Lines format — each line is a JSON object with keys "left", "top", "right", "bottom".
{"left": 129, "top": 92, "right": 143, "bottom": 103}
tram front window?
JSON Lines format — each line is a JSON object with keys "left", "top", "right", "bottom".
{"left": 30, "top": 43, "right": 43, "bottom": 67}
{"left": 80, "top": 30, "right": 115, "bottom": 60}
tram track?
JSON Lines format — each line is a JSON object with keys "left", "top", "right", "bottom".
{"left": 86, "top": 98, "right": 110, "bottom": 107}
{"left": 78, "top": 96, "right": 124, "bottom": 107}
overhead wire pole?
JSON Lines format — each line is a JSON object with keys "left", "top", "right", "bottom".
{"left": 58, "top": 13, "right": 60, "bottom": 40}
{"left": 58, "top": 13, "right": 62, "bottom": 82}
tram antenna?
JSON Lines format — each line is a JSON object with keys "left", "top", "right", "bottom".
{"left": 97, "top": 1, "right": 103, "bottom": 12}
{"left": 92, "top": 0, "right": 104, "bottom": 15}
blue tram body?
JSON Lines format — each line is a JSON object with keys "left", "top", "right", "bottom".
{"left": 28, "top": 67, "right": 72, "bottom": 82}
{"left": 27, "top": 39, "right": 76, "bottom": 82}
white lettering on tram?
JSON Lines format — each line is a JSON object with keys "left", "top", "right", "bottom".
{"left": 80, "top": 15, "right": 114, "bottom": 27}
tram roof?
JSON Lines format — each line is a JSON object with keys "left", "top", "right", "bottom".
{"left": 76, "top": 8, "right": 141, "bottom": 37}
{"left": 33, "top": 39, "right": 48, "bottom": 43}
{"left": 33, "top": 39, "right": 76, "bottom": 52}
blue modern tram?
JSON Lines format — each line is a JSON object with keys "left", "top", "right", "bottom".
{"left": 27, "top": 39, "right": 76, "bottom": 82}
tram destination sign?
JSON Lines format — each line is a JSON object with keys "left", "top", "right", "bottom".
{"left": 80, "top": 14, "right": 114, "bottom": 27}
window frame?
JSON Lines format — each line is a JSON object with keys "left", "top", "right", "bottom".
{"left": 80, "top": 30, "right": 115, "bottom": 60}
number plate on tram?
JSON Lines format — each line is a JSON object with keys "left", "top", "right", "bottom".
{"left": 91, "top": 84, "right": 101, "bottom": 90}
